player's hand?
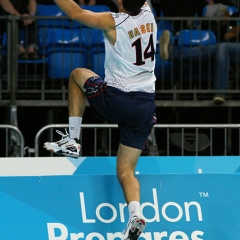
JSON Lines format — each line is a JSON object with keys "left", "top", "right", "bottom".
{"left": 21, "top": 14, "right": 35, "bottom": 25}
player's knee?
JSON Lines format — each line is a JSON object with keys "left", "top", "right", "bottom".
{"left": 70, "top": 68, "right": 84, "bottom": 78}
{"left": 117, "top": 167, "right": 133, "bottom": 183}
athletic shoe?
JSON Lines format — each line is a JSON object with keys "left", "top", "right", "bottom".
{"left": 43, "top": 129, "right": 81, "bottom": 158}
{"left": 121, "top": 216, "right": 146, "bottom": 240}
{"left": 159, "top": 30, "right": 170, "bottom": 60}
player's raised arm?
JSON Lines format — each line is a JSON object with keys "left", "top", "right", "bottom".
{"left": 53, "top": 0, "right": 115, "bottom": 31}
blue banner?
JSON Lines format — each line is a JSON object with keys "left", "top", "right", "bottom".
{"left": 1, "top": 173, "right": 240, "bottom": 240}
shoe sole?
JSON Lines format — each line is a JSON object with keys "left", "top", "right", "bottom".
{"left": 213, "top": 97, "right": 225, "bottom": 105}
{"left": 123, "top": 217, "right": 146, "bottom": 240}
{"left": 43, "top": 145, "right": 80, "bottom": 158}
{"left": 160, "top": 30, "right": 170, "bottom": 60}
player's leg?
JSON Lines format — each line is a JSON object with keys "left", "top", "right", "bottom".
{"left": 68, "top": 68, "right": 99, "bottom": 116}
{"left": 117, "top": 144, "right": 146, "bottom": 240}
{"left": 117, "top": 144, "right": 141, "bottom": 203}
{"left": 43, "top": 68, "right": 98, "bottom": 157}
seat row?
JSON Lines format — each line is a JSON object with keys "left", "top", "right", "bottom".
{"left": 38, "top": 27, "right": 105, "bottom": 79}
{"left": 0, "top": 2, "right": 219, "bottom": 81}
{"left": 36, "top": 2, "right": 218, "bottom": 80}
{"left": 1, "top": 25, "right": 218, "bottom": 80}
{"left": 42, "top": 27, "right": 217, "bottom": 80}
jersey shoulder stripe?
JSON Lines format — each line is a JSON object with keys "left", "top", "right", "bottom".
{"left": 110, "top": 12, "right": 129, "bottom": 27}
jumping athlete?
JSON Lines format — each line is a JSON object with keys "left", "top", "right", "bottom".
{"left": 43, "top": 0, "right": 157, "bottom": 239}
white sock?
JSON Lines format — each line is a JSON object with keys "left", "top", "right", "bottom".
{"left": 69, "top": 117, "right": 82, "bottom": 139}
{"left": 128, "top": 201, "right": 140, "bottom": 220}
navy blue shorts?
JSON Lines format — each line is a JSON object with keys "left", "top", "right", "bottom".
{"left": 84, "top": 76, "right": 157, "bottom": 150}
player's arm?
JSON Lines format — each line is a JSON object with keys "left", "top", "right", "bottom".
{"left": 53, "top": 0, "right": 115, "bottom": 31}
{"left": 0, "top": 0, "right": 20, "bottom": 16}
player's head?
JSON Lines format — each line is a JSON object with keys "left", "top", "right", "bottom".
{"left": 122, "top": 0, "right": 145, "bottom": 14}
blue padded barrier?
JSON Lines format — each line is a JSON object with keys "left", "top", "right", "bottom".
{"left": 0, "top": 156, "right": 240, "bottom": 239}
{"left": 73, "top": 156, "right": 240, "bottom": 174}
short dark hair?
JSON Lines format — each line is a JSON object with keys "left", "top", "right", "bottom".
{"left": 122, "top": 0, "right": 145, "bottom": 14}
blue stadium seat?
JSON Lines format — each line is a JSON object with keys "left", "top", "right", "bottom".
{"left": 175, "top": 30, "right": 216, "bottom": 83}
{"left": 39, "top": 28, "right": 88, "bottom": 53}
{"left": 47, "top": 51, "right": 88, "bottom": 79}
{"left": 177, "top": 30, "right": 216, "bottom": 46}
{"left": 85, "top": 28, "right": 105, "bottom": 78}
{"left": 158, "top": 20, "right": 172, "bottom": 32}
{"left": 88, "top": 28, "right": 105, "bottom": 49}
{"left": 37, "top": 4, "right": 70, "bottom": 28}
{"left": 1, "top": 31, "right": 7, "bottom": 55}
{"left": 42, "top": 28, "right": 89, "bottom": 79}
{"left": 227, "top": 5, "right": 239, "bottom": 15}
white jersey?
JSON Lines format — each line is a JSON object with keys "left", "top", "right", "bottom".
{"left": 103, "top": 5, "right": 157, "bottom": 93}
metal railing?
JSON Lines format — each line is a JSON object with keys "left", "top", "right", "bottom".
{"left": 0, "top": 124, "right": 25, "bottom": 157}
{"left": 34, "top": 124, "right": 240, "bottom": 157}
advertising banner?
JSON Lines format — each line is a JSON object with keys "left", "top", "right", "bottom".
{"left": 1, "top": 173, "right": 240, "bottom": 240}
{"left": 0, "top": 156, "right": 240, "bottom": 240}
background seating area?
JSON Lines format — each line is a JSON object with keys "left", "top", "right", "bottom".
{"left": 1, "top": 3, "right": 240, "bottom": 157}
{"left": 1, "top": 4, "right": 240, "bottom": 106}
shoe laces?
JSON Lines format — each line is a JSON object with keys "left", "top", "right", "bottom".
{"left": 121, "top": 216, "right": 138, "bottom": 235}
{"left": 56, "top": 129, "right": 69, "bottom": 141}
{"left": 56, "top": 129, "right": 79, "bottom": 145}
